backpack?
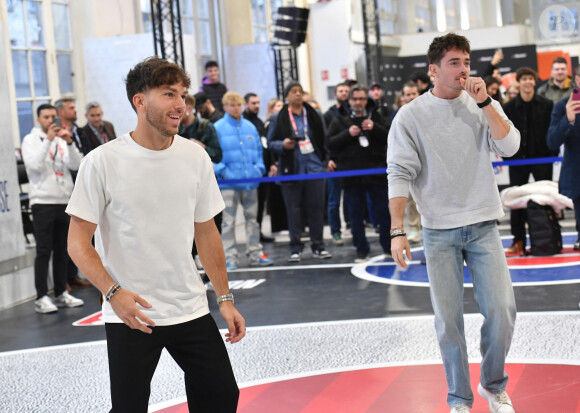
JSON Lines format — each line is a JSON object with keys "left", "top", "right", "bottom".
{"left": 526, "top": 200, "right": 562, "bottom": 256}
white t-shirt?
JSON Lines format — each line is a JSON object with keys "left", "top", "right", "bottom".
{"left": 66, "top": 133, "right": 225, "bottom": 326}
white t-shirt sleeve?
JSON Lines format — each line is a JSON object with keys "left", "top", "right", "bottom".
{"left": 65, "top": 157, "right": 106, "bottom": 224}
{"left": 194, "top": 152, "right": 225, "bottom": 223}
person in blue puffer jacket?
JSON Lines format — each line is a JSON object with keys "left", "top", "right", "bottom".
{"left": 213, "top": 92, "right": 273, "bottom": 269}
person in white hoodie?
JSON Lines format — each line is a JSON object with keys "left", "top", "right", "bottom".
{"left": 388, "top": 34, "right": 520, "bottom": 413}
{"left": 21, "top": 103, "right": 85, "bottom": 314}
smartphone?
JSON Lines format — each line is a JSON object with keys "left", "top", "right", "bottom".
{"left": 53, "top": 117, "right": 62, "bottom": 127}
{"left": 573, "top": 88, "right": 580, "bottom": 101}
{"left": 291, "top": 136, "right": 306, "bottom": 141}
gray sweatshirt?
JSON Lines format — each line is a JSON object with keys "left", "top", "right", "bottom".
{"left": 387, "top": 91, "right": 520, "bottom": 229}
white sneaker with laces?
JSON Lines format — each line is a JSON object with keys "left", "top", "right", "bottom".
{"left": 478, "top": 383, "right": 515, "bottom": 413}
{"left": 450, "top": 405, "right": 471, "bottom": 413}
{"left": 35, "top": 295, "right": 58, "bottom": 314}
{"left": 54, "top": 291, "right": 84, "bottom": 308}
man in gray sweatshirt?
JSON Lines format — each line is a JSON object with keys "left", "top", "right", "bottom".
{"left": 387, "top": 33, "right": 520, "bottom": 413}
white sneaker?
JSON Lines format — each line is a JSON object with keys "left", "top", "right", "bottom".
{"left": 450, "top": 405, "right": 471, "bottom": 413}
{"left": 35, "top": 295, "right": 58, "bottom": 314}
{"left": 478, "top": 383, "right": 515, "bottom": 413}
{"left": 54, "top": 291, "right": 84, "bottom": 308}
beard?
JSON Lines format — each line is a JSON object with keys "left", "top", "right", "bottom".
{"left": 145, "top": 104, "right": 177, "bottom": 137}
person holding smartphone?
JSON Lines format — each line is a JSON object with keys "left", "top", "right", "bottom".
{"left": 21, "top": 104, "right": 85, "bottom": 313}
{"left": 327, "top": 84, "right": 391, "bottom": 263}
{"left": 547, "top": 66, "right": 580, "bottom": 256}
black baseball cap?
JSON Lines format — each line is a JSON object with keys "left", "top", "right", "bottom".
{"left": 370, "top": 82, "right": 382, "bottom": 89}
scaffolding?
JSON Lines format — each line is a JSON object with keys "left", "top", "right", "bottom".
{"left": 360, "top": 0, "right": 383, "bottom": 85}
{"left": 150, "top": 0, "right": 185, "bottom": 69}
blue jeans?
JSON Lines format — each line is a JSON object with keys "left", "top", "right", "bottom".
{"left": 327, "top": 177, "right": 348, "bottom": 235}
{"left": 343, "top": 183, "right": 391, "bottom": 255}
{"left": 423, "top": 220, "right": 516, "bottom": 408}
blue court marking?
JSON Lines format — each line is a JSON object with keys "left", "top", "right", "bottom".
{"left": 352, "top": 233, "right": 580, "bottom": 287}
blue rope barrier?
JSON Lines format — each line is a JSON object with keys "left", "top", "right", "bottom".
{"left": 218, "top": 157, "right": 563, "bottom": 186}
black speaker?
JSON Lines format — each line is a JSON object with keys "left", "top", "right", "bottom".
{"left": 273, "top": 7, "right": 310, "bottom": 45}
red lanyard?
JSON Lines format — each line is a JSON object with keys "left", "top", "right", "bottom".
{"left": 288, "top": 107, "right": 309, "bottom": 139}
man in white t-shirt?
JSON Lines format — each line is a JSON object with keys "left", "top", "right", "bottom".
{"left": 66, "top": 57, "right": 245, "bottom": 412}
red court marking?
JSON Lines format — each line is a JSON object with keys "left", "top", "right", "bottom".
{"left": 72, "top": 311, "right": 103, "bottom": 326}
{"left": 505, "top": 247, "right": 580, "bottom": 266}
{"left": 153, "top": 363, "right": 580, "bottom": 413}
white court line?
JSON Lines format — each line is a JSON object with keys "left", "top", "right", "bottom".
{"left": 6, "top": 311, "right": 579, "bottom": 357}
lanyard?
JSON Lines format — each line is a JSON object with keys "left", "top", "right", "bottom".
{"left": 288, "top": 107, "right": 309, "bottom": 139}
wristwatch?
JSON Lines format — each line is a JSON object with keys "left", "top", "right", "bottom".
{"left": 477, "top": 96, "right": 492, "bottom": 108}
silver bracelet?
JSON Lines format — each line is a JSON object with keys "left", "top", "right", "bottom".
{"left": 216, "top": 293, "right": 234, "bottom": 305}
{"left": 104, "top": 282, "right": 117, "bottom": 299}
{"left": 390, "top": 228, "right": 406, "bottom": 237}
{"left": 105, "top": 284, "right": 121, "bottom": 302}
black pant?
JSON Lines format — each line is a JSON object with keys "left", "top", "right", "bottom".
{"left": 508, "top": 163, "right": 553, "bottom": 243}
{"left": 31, "top": 204, "right": 69, "bottom": 298}
{"left": 281, "top": 179, "right": 325, "bottom": 253}
{"left": 105, "top": 314, "right": 238, "bottom": 413}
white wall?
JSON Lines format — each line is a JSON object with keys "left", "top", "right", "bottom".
{"left": 308, "top": 0, "right": 356, "bottom": 112}
{"left": 82, "top": 33, "right": 198, "bottom": 135}
{"left": 223, "top": 43, "right": 278, "bottom": 120}
{"left": 397, "top": 24, "right": 536, "bottom": 57}
{"left": 0, "top": 7, "right": 25, "bottom": 262}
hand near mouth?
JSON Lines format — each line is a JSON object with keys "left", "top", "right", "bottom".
{"left": 460, "top": 77, "right": 488, "bottom": 104}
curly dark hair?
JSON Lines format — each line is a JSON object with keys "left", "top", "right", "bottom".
{"left": 427, "top": 33, "right": 471, "bottom": 65}
{"left": 515, "top": 67, "right": 538, "bottom": 82}
{"left": 125, "top": 57, "right": 191, "bottom": 112}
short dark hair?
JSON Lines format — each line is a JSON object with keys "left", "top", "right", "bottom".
{"left": 484, "top": 76, "right": 501, "bottom": 88}
{"left": 552, "top": 57, "right": 567, "bottom": 66}
{"left": 427, "top": 33, "right": 471, "bottom": 65}
{"left": 244, "top": 92, "right": 257, "bottom": 103}
{"left": 409, "top": 71, "right": 430, "bottom": 84}
{"left": 403, "top": 81, "right": 419, "bottom": 90}
{"left": 515, "top": 67, "right": 538, "bottom": 82}
{"left": 37, "top": 104, "right": 56, "bottom": 117}
{"left": 193, "top": 92, "right": 210, "bottom": 108}
{"left": 336, "top": 82, "right": 350, "bottom": 89}
{"left": 205, "top": 60, "right": 219, "bottom": 70}
{"left": 125, "top": 56, "right": 191, "bottom": 112}
{"left": 348, "top": 84, "right": 368, "bottom": 99}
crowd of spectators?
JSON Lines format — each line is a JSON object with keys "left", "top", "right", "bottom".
{"left": 20, "top": 54, "right": 580, "bottom": 311}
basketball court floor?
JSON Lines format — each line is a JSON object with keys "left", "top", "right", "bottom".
{"left": 1, "top": 214, "right": 579, "bottom": 412}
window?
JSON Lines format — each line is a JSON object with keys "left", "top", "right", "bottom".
{"left": 377, "top": 0, "right": 398, "bottom": 35}
{"left": 7, "top": 0, "right": 72, "bottom": 141}
{"left": 251, "top": 0, "right": 268, "bottom": 43}
{"left": 415, "top": 3, "right": 434, "bottom": 32}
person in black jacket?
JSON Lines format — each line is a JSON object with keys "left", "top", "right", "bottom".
{"left": 327, "top": 84, "right": 391, "bottom": 262}
{"left": 267, "top": 81, "right": 332, "bottom": 262}
{"left": 503, "top": 67, "right": 556, "bottom": 255}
